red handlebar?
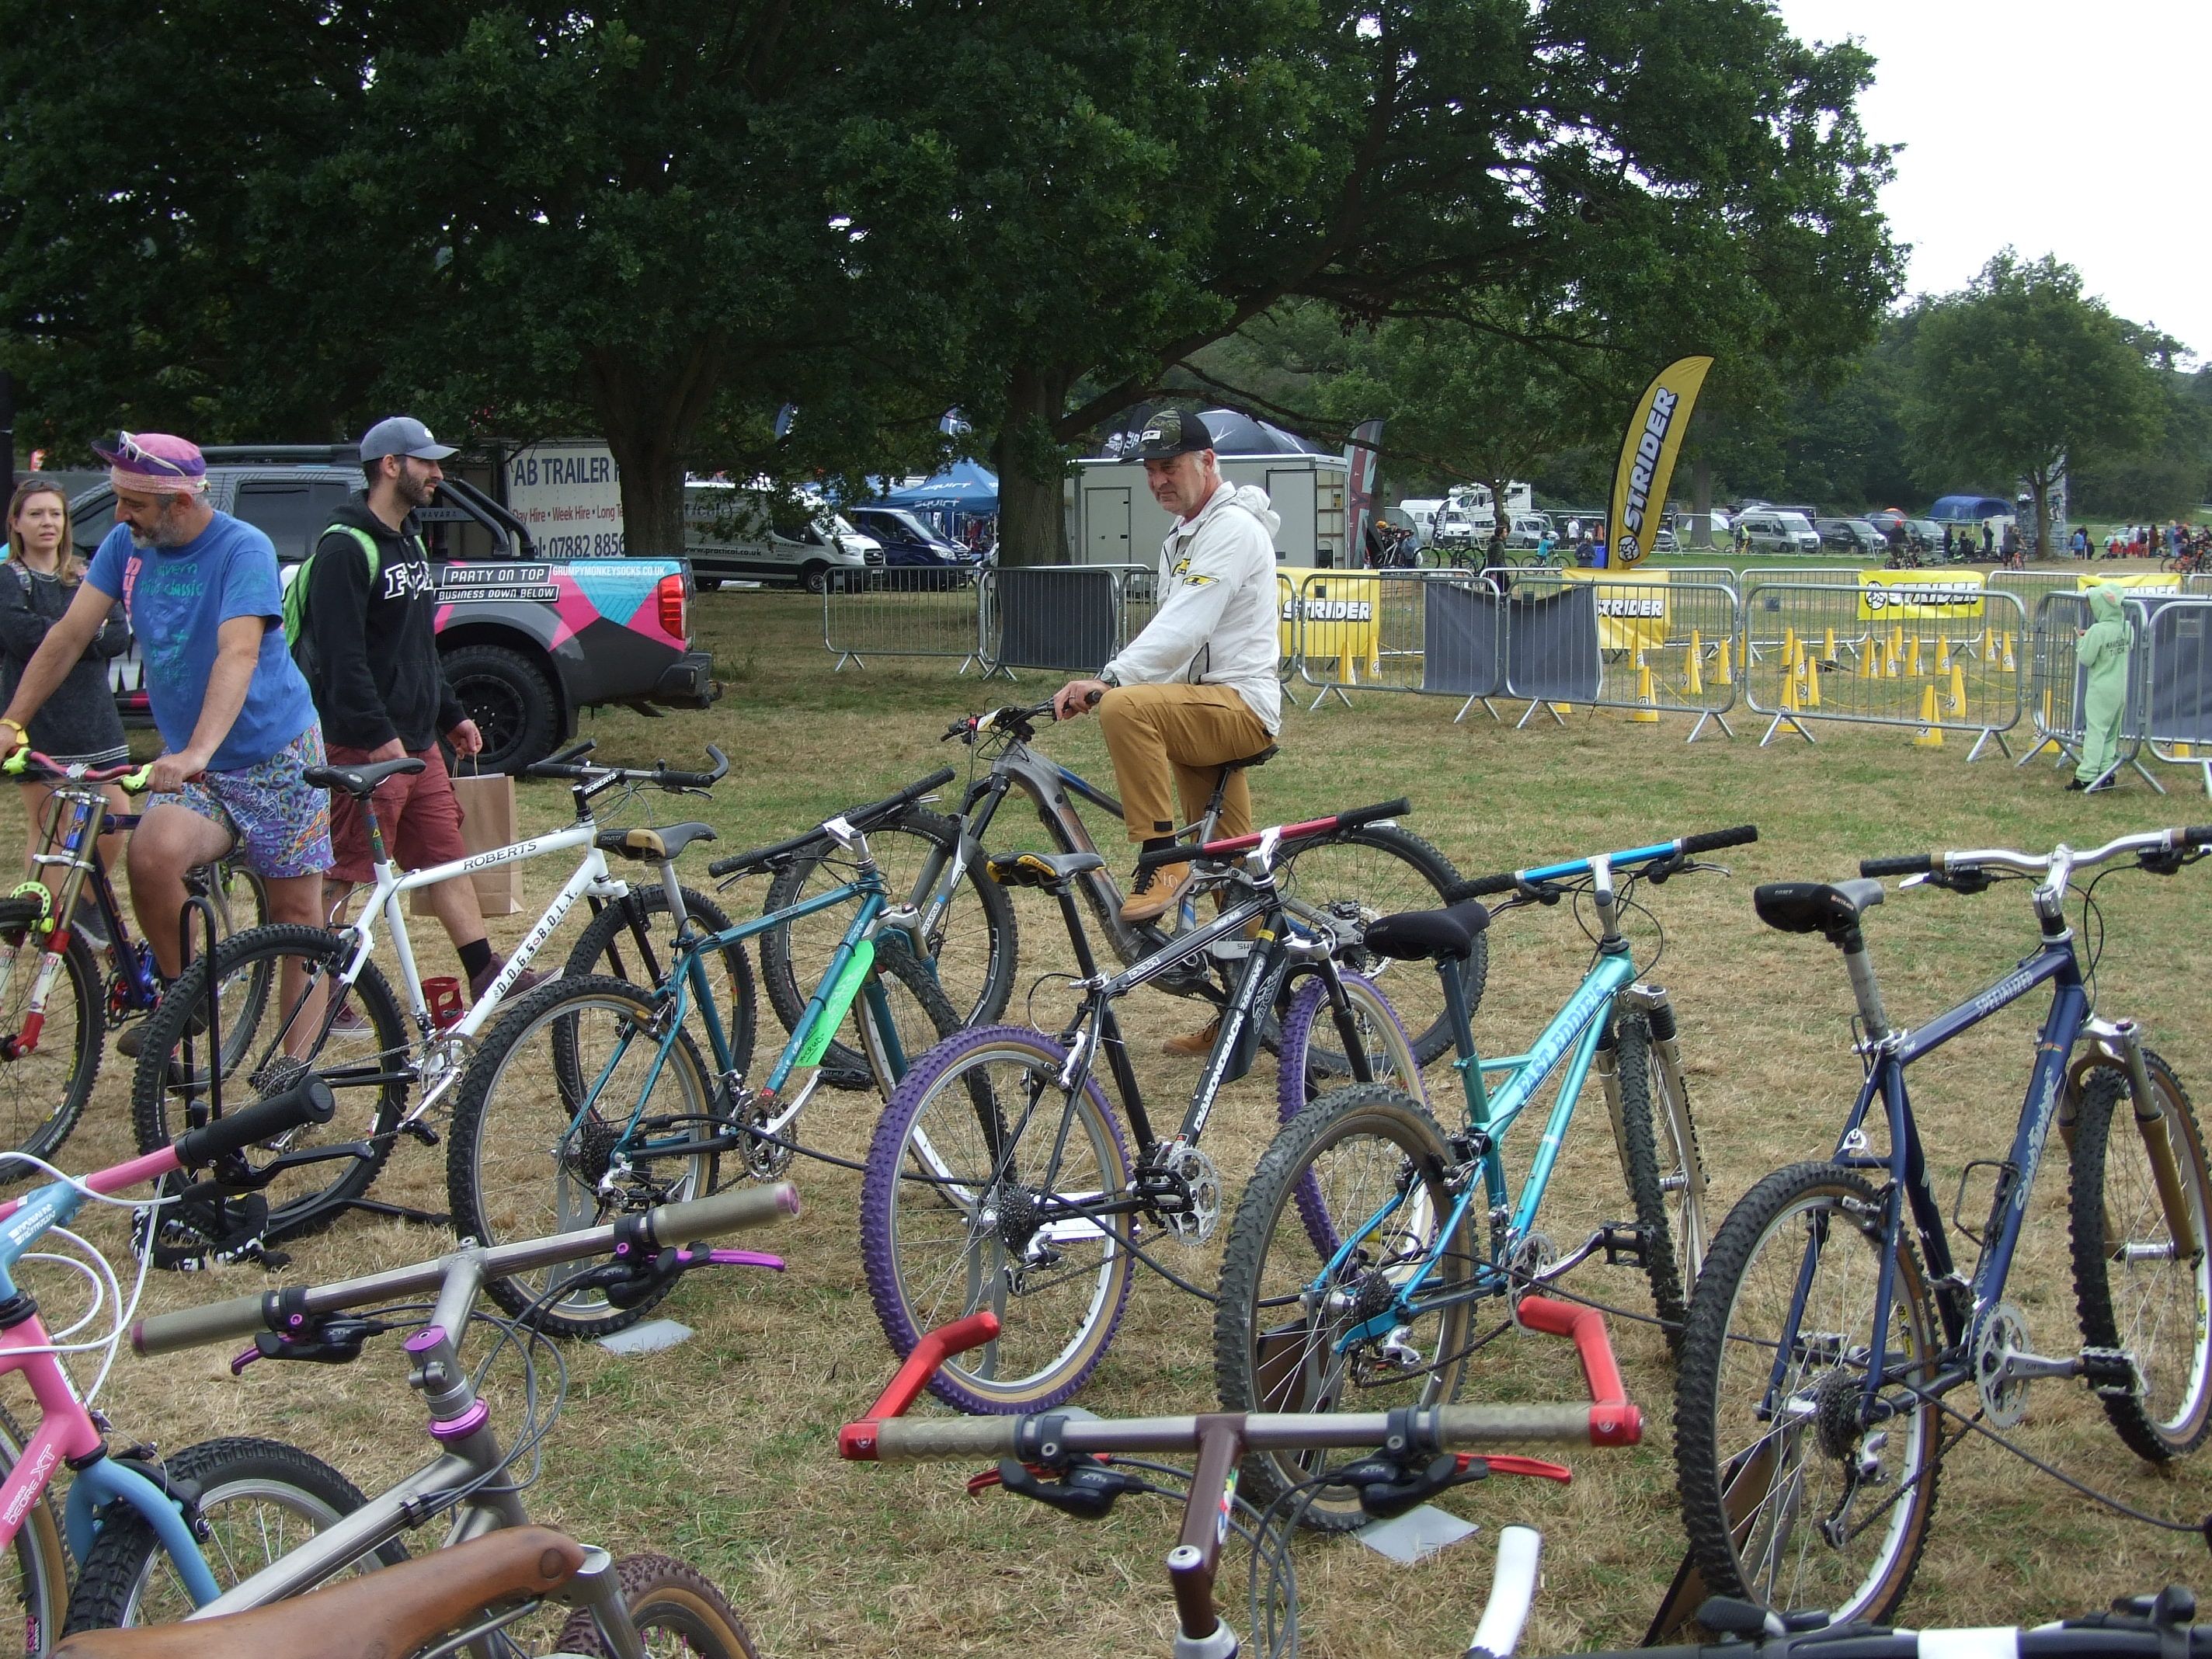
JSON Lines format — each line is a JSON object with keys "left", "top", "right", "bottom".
{"left": 1515, "top": 1295, "right": 1641, "bottom": 1445}
{"left": 837, "top": 1310, "right": 1002, "bottom": 1460}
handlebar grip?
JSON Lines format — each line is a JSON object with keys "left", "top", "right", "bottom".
{"left": 708, "top": 828, "right": 818, "bottom": 878}
{"left": 901, "top": 766, "right": 958, "bottom": 803}
{"left": 133, "top": 1291, "right": 270, "bottom": 1356}
{"left": 548, "top": 739, "right": 596, "bottom": 766}
{"left": 2186, "top": 826, "right": 2212, "bottom": 849}
{"left": 1680, "top": 824, "right": 1758, "bottom": 855}
{"left": 866, "top": 1417, "right": 1022, "bottom": 1462}
{"left": 643, "top": 1181, "right": 799, "bottom": 1246}
{"left": 1429, "top": 1403, "right": 1610, "bottom": 1445}
{"left": 1134, "top": 842, "right": 1198, "bottom": 871}
{"left": 1337, "top": 798, "right": 1410, "bottom": 830}
{"left": 1859, "top": 854, "right": 1934, "bottom": 878}
{"left": 173, "top": 1075, "right": 336, "bottom": 1169}
{"left": 1449, "top": 871, "right": 1522, "bottom": 901}
{"left": 653, "top": 745, "right": 729, "bottom": 790}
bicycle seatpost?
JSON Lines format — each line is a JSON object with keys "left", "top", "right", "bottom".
{"left": 1841, "top": 923, "right": 1892, "bottom": 1043}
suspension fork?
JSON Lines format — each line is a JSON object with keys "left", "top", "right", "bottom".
{"left": 2089, "top": 1014, "right": 2206, "bottom": 1262}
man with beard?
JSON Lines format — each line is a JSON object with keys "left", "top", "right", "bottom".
{"left": 303, "top": 416, "right": 541, "bottom": 1003}
{"left": 0, "top": 432, "right": 331, "bottom": 1036}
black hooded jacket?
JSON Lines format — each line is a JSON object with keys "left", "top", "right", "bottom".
{"left": 303, "top": 499, "right": 464, "bottom": 752}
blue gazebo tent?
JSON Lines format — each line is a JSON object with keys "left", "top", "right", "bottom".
{"left": 879, "top": 460, "right": 999, "bottom": 513}
{"left": 1928, "top": 494, "right": 2015, "bottom": 523}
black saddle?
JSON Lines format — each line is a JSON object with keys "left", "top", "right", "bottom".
{"left": 987, "top": 850, "right": 1106, "bottom": 890}
{"left": 596, "top": 823, "right": 718, "bottom": 863}
{"left": 1220, "top": 745, "right": 1278, "bottom": 774}
{"left": 1753, "top": 878, "right": 1884, "bottom": 937}
{"left": 303, "top": 758, "right": 427, "bottom": 797}
{"left": 1362, "top": 899, "right": 1491, "bottom": 962}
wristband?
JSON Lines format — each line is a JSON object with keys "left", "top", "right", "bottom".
{"left": 0, "top": 718, "right": 23, "bottom": 745}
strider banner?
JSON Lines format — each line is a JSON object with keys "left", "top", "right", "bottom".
{"left": 1608, "top": 356, "right": 1713, "bottom": 568}
{"left": 1563, "top": 567, "right": 1671, "bottom": 652}
{"left": 1856, "top": 569, "right": 1987, "bottom": 620}
{"left": 2078, "top": 572, "right": 2183, "bottom": 596}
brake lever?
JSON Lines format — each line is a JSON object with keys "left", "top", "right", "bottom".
{"left": 989, "top": 1456, "right": 1146, "bottom": 1520}
{"left": 231, "top": 1316, "right": 393, "bottom": 1376}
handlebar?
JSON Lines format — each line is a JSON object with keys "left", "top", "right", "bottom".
{"left": 942, "top": 701, "right": 1061, "bottom": 744}
{"left": 707, "top": 767, "right": 958, "bottom": 878}
{"left": 172, "top": 1073, "right": 336, "bottom": 1169}
{"left": 1450, "top": 825, "right": 1759, "bottom": 901}
{"left": 1857, "top": 826, "right": 2212, "bottom": 889}
{"left": 1132, "top": 798, "right": 1413, "bottom": 872}
{"left": 523, "top": 744, "right": 728, "bottom": 791}
{"left": 132, "top": 1181, "right": 800, "bottom": 1355}
{"left": 2, "top": 749, "right": 152, "bottom": 791}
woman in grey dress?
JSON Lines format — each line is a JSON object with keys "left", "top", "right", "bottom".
{"left": 0, "top": 478, "right": 133, "bottom": 884}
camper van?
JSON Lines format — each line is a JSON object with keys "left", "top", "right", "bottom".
{"left": 683, "top": 481, "right": 882, "bottom": 592}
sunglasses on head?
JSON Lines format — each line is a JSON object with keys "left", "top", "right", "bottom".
{"left": 112, "top": 431, "right": 191, "bottom": 477}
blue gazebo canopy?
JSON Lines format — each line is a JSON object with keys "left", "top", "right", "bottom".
{"left": 878, "top": 460, "right": 999, "bottom": 513}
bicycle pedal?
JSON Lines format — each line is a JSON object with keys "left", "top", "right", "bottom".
{"left": 2078, "top": 1346, "right": 2143, "bottom": 1396}
{"left": 401, "top": 1121, "right": 440, "bottom": 1148}
{"left": 1598, "top": 1223, "right": 1647, "bottom": 1269}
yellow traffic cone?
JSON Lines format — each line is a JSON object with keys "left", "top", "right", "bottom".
{"left": 1801, "top": 654, "right": 1822, "bottom": 710}
{"left": 1682, "top": 632, "right": 1705, "bottom": 696}
{"left": 2002, "top": 631, "right": 2017, "bottom": 673}
{"left": 1779, "top": 661, "right": 1801, "bottom": 711}
{"left": 1981, "top": 624, "right": 1995, "bottom": 659}
{"left": 1936, "top": 635, "right": 1952, "bottom": 673}
{"left": 1913, "top": 683, "right": 1944, "bottom": 746}
{"left": 1783, "top": 626, "right": 1799, "bottom": 670}
{"left": 1821, "top": 626, "right": 1837, "bottom": 662}
{"left": 1906, "top": 635, "right": 1923, "bottom": 677}
{"left": 1946, "top": 660, "right": 1967, "bottom": 715}
{"left": 1857, "top": 637, "right": 1878, "bottom": 680}
{"left": 2029, "top": 687, "right": 2061, "bottom": 756}
{"left": 1890, "top": 624, "right": 1905, "bottom": 663}
{"left": 1630, "top": 662, "right": 1660, "bottom": 722}
{"left": 2178, "top": 742, "right": 2194, "bottom": 759}
{"left": 1715, "top": 635, "right": 1734, "bottom": 684}
{"left": 1886, "top": 635, "right": 1902, "bottom": 678}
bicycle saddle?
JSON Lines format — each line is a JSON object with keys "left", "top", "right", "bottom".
{"left": 1752, "top": 878, "right": 1884, "bottom": 937}
{"left": 1362, "top": 899, "right": 1491, "bottom": 962}
{"left": 1219, "top": 745, "right": 1278, "bottom": 774}
{"left": 50, "top": 1526, "right": 587, "bottom": 1659}
{"left": 596, "top": 822, "right": 718, "bottom": 862}
{"left": 986, "top": 850, "right": 1106, "bottom": 889}
{"left": 302, "top": 757, "right": 428, "bottom": 797}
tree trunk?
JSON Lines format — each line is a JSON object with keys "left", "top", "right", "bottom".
{"left": 1690, "top": 455, "right": 1713, "bottom": 549}
{"left": 584, "top": 339, "right": 726, "bottom": 560}
{"left": 993, "top": 364, "right": 1074, "bottom": 568}
{"left": 2027, "top": 463, "right": 2055, "bottom": 562}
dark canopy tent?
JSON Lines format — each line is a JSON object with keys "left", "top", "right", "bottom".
{"left": 1929, "top": 494, "right": 2015, "bottom": 522}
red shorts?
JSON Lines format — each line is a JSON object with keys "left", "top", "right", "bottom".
{"left": 325, "top": 743, "right": 469, "bottom": 885}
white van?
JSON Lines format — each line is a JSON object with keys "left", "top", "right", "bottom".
{"left": 683, "top": 482, "right": 882, "bottom": 592}
{"left": 1735, "top": 509, "right": 1821, "bottom": 555}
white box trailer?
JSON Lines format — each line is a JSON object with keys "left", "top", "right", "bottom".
{"left": 1071, "top": 454, "right": 1349, "bottom": 568}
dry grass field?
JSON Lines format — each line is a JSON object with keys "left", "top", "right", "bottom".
{"left": 12, "top": 583, "right": 2212, "bottom": 1656}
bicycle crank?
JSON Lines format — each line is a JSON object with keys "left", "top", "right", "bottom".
{"left": 1149, "top": 1146, "right": 1223, "bottom": 1245}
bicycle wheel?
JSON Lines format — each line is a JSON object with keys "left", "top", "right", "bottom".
{"left": 0, "top": 1400, "right": 69, "bottom": 1654}
{"left": 760, "top": 805, "right": 1015, "bottom": 1083}
{"left": 1275, "top": 823, "right": 1483, "bottom": 1066}
{"left": 555, "top": 1552, "right": 759, "bottom": 1657}
{"left": 61, "top": 1437, "right": 405, "bottom": 1633}
{"left": 130, "top": 923, "right": 408, "bottom": 1261}
{"left": 1612, "top": 1009, "right": 1706, "bottom": 1351}
{"left": 849, "top": 932, "right": 964, "bottom": 1098}
{"left": 0, "top": 895, "right": 103, "bottom": 1170}
{"left": 447, "top": 974, "right": 719, "bottom": 1337}
{"left": 2068, "top": 1051, "right": 2212, "bottom": 1461}
{"left": 859, "top": 1024, "right": 1132, "bottom": 1413}
{"left": 1275, "top": 972, "right": 1421, "bottom": 1124}
{"left": 1214, "top": 1081, "right": 1473, "bottom": 1530}
{"left": 1675, "top": 1161, "right": 1941, "bottom": 1626}
{"left": 564, "top": 885, "right": 757, "bottom": 1081}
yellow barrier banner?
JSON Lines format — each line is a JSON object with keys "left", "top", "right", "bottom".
{"left": 2079, "top": 572, "right": 2183, "bottom": 596}
{"left": 1563, "top": 567, "right": 1671, "bottom": 652}
{"left": 1856, "top": 570, "right": 1987, "bottom": 621}
{"left": 1280, "top": 569, "right": 1381, "bottom": 666}
{"left": 1609, "top": 355, "right": 1713, "bottom": 568}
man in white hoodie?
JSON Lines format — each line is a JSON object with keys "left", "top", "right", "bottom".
{"left": 1054, "top": 409, "right": 1282, "bottom": 941}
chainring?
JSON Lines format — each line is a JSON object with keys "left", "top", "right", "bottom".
{"left": 1157, "top": 1145, "right": 1223, "bottom": 1244}
{"left": 1973, "top": 1301, "right": 2033, "bottom": 1430}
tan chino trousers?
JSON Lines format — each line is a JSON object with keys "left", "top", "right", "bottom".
{"left": 1096, "top": 683, "right": 1272, "bottom": 843}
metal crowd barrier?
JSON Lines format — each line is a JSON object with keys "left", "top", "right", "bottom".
{"left": 2140, "top": 596, "right": 2212, "bottom": 796}
{"left": 1488, "top": 575, "right": 1741, "bottom": 741}
{"left": 823, "top": 568, "right": 987, "bottom": 672}
{"left": 1742, "top": 579, "right": 2026, "bottom": 756}
{"left": 1289, "top": 569, "right": 1499, "bottom": 710}
{"left": 979, "top": 563, "right": 1154, "bottom": 676}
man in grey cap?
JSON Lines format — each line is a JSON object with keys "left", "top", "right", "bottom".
{"left": 302, "top": 416, "right": 541, "bottom": 1006}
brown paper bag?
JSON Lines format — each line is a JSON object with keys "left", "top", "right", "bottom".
{"left": 413, "top": 764, "right": 520, "bottom": 917}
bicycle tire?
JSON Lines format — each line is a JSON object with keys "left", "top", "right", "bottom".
{"left": 2068, "top": 1051, "right": 2212, "bottom": 1461}
{"left": 554, "top": 1551, "right": 760, "bottom": 1657}
{"left": 1275, "top": 972, "right": 1421, "bottom": 1256}
{"left": 563, "top": 884, "right": 757, "bottom": 1081}
{"left": 1613, "top": 1010, "right": 1704, "bottom": 1351}
{"left": 61, "top": 1436, "right": 405, "bottom": 1633}
{"left": 0, "top": 894, "right": 103, "bottom": 1170}
{"left": 759, "top": 805, "right": 1014, "bottom": 1084}
{"left": 130, "top": 923, "right": 408, "bottom": 1263}
{"left": 0, "top": 1398, "right": 69, "bottom": 1654}
{"left": 1674, "top": 1161, "right": 1940, "bottom": 1626}
{"left": 447, "top": 973, "right": 720, "bottom": 1337}
{"left": 849, "top": 931, "right": 965, "bottom": 1100}
{"left": 859, "top": 1024, "right": 1133, "bottom": 1413}
{"left": 1274, "top": 822, "right": 1483, "bottom": 1066}
{"left": 1214, "top": 1081, "right": 1473, "bottom": 1530}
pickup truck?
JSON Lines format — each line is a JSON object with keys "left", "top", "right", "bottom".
{"left": 67, "top": 446, "right": 715, "bottom": 773}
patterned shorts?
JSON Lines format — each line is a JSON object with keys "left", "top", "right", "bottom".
{"left": 148, "top": 725, "right": 332, "bottom": 879}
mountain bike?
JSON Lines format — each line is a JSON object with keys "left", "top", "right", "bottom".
{"left": 0, "top": 751, "right": 265, "bottom": 1167}
{"left": 857, "top": 799, "right": 1435, "bottom": 1414}
{"left": 1673, "top": 824, "right": 2212, "bottom": 1627}
{"left": 448, "top": 777, "right": 963, "bottom": 1337}
{"left": 103, "top": 1183, "right": 792, "bottom": 1653}
{"left": 758, "top": 699, "right": 1480, "bottom": 1080}
{"left": 836, "top": 1302, "right": 1639, "bottom": 1659}
{"left": 0, "top": 1075, "right": 363, "bottom": 1656}
{"left": 126, "top": 743, "right": 733, "bottom": 1268}
{"left": 1212, "top": 826, "right": 1753, "bottom": 1527}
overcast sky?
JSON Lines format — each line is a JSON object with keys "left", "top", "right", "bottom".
{"left": 1771, "top": 0, "right": 2210, "bottom": 360}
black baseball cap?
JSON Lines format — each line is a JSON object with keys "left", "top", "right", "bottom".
{"left": 1127, "top": 409, "right": 1216, "bottom": 461}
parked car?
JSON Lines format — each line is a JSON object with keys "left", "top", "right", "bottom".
{"left": 845, "top": 506, "right": 986, "bottom": 590}
{"left": 1901, "top": 517, "right": 1946, "bottom": 551}
{"left": 1734, "top": 510, "right": 1822, "bottom": 555}
{"left": 1815, "top": 516, "right": 1887, "bottom": 555}
{"left": 683, "top": 482, "right": 883, "bottom": 592}
{"left": 1501, "top": 511, "right": 1556, "bottom": 550}
{"left": 69, "top": 448, "right": 714, "bottom": 773}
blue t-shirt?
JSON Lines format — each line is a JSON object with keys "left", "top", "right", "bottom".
{"left": 85, "top": 515, "right": 318, "bottom": 772}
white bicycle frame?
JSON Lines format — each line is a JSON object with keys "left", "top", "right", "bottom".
{"left": 334, "top": 818, "right": 629, "bottom": 1122}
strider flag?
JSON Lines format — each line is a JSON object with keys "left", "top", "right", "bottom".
{"left": 1608, "top": 356, "right": 1713, "bottom": 569}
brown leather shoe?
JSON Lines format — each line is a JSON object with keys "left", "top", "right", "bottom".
{"left": 1161, "top": 1018, "right": 1220, "bottom": 1057}
{"left": 1119, "top": 861, "right": 1195, "bottom": 923}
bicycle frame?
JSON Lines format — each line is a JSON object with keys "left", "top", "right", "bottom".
{"left": 0, "top": 783, "right": 161, "bottom": 1037}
